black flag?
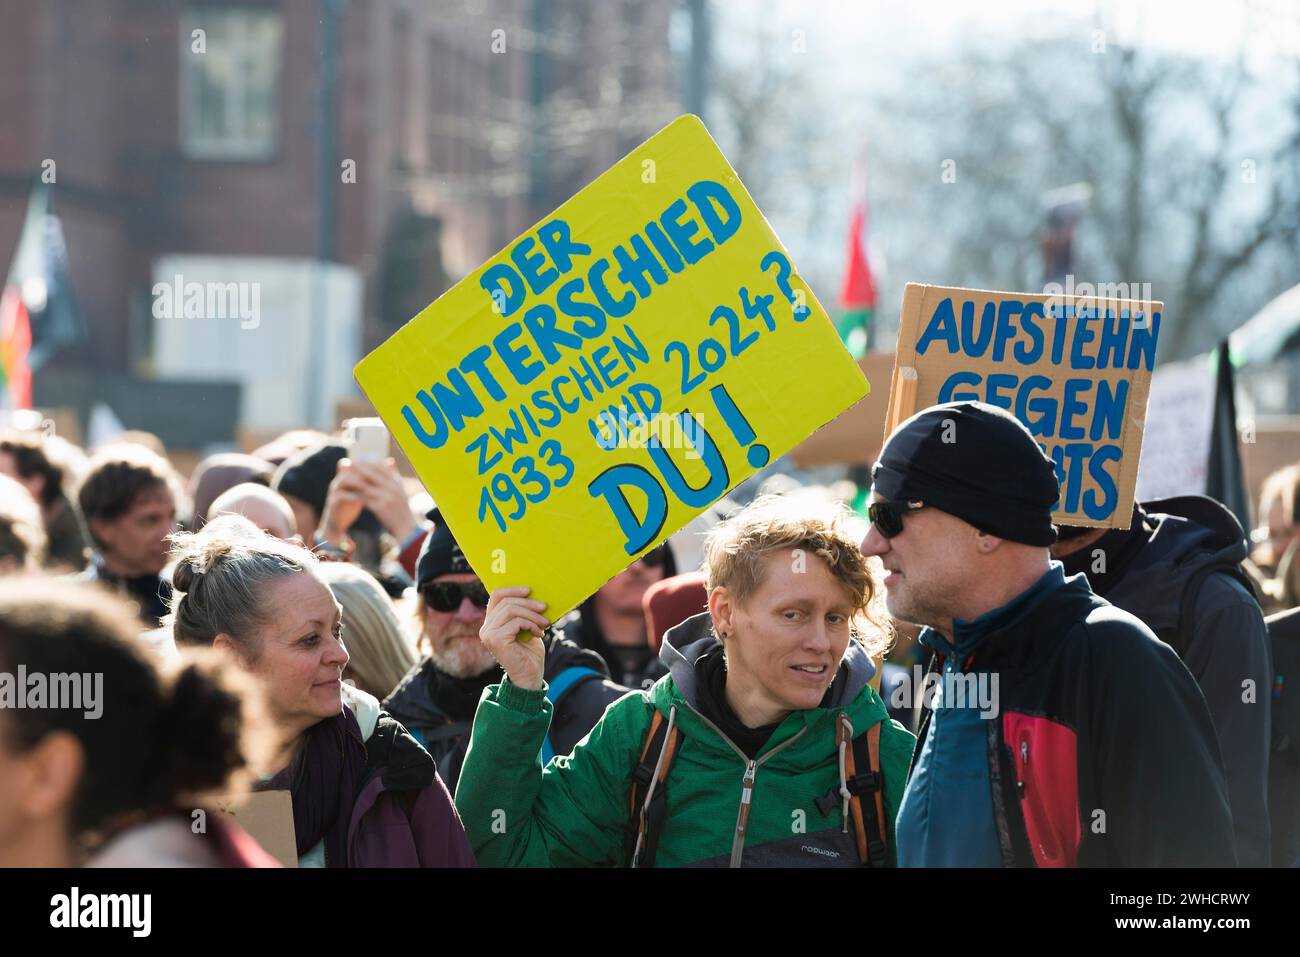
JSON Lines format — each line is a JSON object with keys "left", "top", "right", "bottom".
{"left": 1205, "top": 340, "right": 1251, "bottom": 534}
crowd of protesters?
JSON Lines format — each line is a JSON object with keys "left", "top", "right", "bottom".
{"left": 0, "top": 403, "right": 1297, "bottom": 868}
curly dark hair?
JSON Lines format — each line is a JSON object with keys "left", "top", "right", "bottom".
{"left": 0, "top": 577, "right": 256, "bottom": 842}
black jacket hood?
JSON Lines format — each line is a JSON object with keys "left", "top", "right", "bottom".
{"left": 1082, "top": 495, "right": 1250, "bottom": 633}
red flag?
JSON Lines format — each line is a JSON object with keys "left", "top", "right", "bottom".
{"left": 835, "top": 153, "right": 878, "bottom": 358}
{"left": 839, "top": 202, "right": 877, "bottom": 311}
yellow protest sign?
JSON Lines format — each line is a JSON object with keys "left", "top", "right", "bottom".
{"left": 885, "top": 282, "right": 1162, "bottom": 528}
{"left": 355, "top": 115, "right": 868, "bottom": 617}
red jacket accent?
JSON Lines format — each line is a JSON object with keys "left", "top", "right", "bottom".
{"left": 1002, "top": 712, "right": 1080, "bottom": 867}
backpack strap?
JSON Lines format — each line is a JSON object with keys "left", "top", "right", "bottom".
{"left": 625, "top": 705, "right": 683, "bottom": 868}
{"left": 856, "top": 720, "right": 889, "bottom": 866}
{"left": 1170, "top": 562, "right": 1259, "bottom": 657}
{"left": 540, "top": 666, "right": 604, "bottom": 764}
{"left": 818, "top": 712, "right": 888, "bottom": 866}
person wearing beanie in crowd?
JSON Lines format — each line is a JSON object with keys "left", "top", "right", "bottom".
{"left": 0, "top": 577, "right": 277, "bottom": 867}
{"left": 271, "top": 442, "right": 385, "bottom": 547}
{"left": 273, "top": 441, "right": 423, "bottom": 594}
{"left": 73, "top": 443, "right": 181, "bottom": 627}
{"left": 168, "top": 515, "right": 474, "bottom": 868}
{"left": 861, "top": 401, "right": 1236, "bottom": 867}
{"left": 642, "top": 570, "right": 709, "bottom": 658}
{"left": 557, "top": 542, "right": 677, "bottom": 690}
{"left": 1052, "top": 497, "right": 1273, "bottom": 866}
{"left": 383, "top": 510, "right": 627, "bottom": 791}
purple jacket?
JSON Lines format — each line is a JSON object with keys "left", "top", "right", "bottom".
{"left": 339, "top": 684, "right": 475, "bottom": 868}
{"left": 348, "top": 770, "right": 475, "bottom": 868}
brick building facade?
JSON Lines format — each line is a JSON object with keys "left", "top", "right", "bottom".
{"left": 0, "top": 0, "right": 685, "bottom": 435}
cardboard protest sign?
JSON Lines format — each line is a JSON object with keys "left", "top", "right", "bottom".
{"left": 214, "top": 790, "right": 297, "bottom": 867}
{"left": 885, "top": 283, "right": 1161, "bottom": 527}
{"left": 788, "top": 351, "right": 895, "bottom": 467}
{"left": 355, "top": 115, "right": 868, "bottom": 618}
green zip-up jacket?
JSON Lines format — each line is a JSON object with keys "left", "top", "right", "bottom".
{"left": 454, "top": 612, "right": 915, "bottom": 867}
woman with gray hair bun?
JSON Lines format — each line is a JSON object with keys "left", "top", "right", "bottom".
{"left": 167, "top": 514, "right": 474, "bottom": 868}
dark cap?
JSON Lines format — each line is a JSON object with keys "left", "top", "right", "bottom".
{"left": 415, "top": 508, "right": 475, "bottom": 587}
{"left": 871, "top": 401, "right": 1060, "bottom": 546}
{"left": 271, "top": 442, "right": 380, "bottom": 533}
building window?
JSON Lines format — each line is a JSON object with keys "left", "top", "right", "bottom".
{"left": 181, "top": 7, "right": 283, "bottom": 160}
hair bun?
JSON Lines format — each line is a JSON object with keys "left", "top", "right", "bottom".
{"left": 170, "top": 529, "right": 247, "bottom": 592}
{"left": 171, "top": 556, "right": 203, "bottom": 593}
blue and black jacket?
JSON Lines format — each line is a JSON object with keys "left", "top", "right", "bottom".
{"left": 904, "top": 572, "right": 1237, "bottom": 867}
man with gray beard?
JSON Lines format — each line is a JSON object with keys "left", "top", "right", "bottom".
{"left": 862, "top": 401, "right": 1235, "bottom": 867}
{"left": 384, "top": 511, "right": 627, "bottom": 789}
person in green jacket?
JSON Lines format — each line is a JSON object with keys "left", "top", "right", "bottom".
{"left": 454, "top": 495, "right": 916, "bottom": 867}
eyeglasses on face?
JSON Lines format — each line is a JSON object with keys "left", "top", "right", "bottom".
{"left": 422, "top": 580, "right": 490, "bottom": 612}
{"left": 868, "top": 499, "right": 925, "bottom": 539}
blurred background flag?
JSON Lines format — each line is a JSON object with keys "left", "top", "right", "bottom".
{"left": 1206, "top": 340, "right": 1251, "bottom": 536}
{"left": 836, "top": 149, "right": 877, "bottom": 359}
{"left": 1040, "top": 182, "right": 1091, "bottom": 291}
{"left": 0, "top": 283, "right": 31, "bottom": 410}
{"left": 0, "top": 182, "right": 86, "bottom": 410}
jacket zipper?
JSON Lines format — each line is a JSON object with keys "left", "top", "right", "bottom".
{"left": 1018, "top": 740, "right": 1028, "bottom": 796}
{"left": 732, "top": 760, "right": 757, "bottom": 867}
{"left": 1014, "top": 729, "right": 1065, "bottom": 865}
{"left": 675, "top": 699, "right": 807, "bottom": 867}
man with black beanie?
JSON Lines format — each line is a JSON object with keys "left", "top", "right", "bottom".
{"left": 862, "top": 401, "right": 1236, "bottom": 866}
{"left": 383, "top": 510, "right": 628, "bottom": 790}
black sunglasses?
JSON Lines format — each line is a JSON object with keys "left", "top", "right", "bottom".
{"left": 422, "top": 580, "right": 490, "bottom": 613}
{"left": 868, "top": 499, "right": 925, "bottom": 539}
